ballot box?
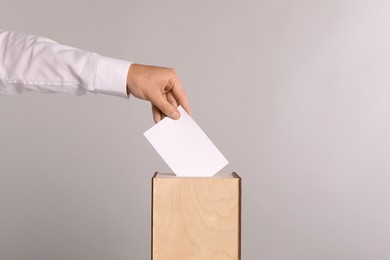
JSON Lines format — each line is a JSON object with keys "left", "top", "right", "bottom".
{"left": 151, "top": 172, "right": 241, "bottom": 260}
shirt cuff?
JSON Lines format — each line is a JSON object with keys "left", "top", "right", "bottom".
{"left": 93, "top": 56, "right": 132, "bottom": 97}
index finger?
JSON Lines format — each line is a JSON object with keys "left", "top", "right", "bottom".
{"left": 171, "top": 78, "right": 191, "bottom": 116}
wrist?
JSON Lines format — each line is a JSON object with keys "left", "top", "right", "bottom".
{"left": 126, "top": 63, "right": 137, "bottom": 96}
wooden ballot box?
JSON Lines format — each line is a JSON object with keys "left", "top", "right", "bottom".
{"left": 152, "top": 172, "right": 241, "bottom": 260}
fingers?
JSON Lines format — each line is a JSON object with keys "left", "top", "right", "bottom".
{"left": 150, "top": 80, "right": 189, "bottom": 123}
{"left": 149, "top": 93, "right": 180, "bottom": 121}
{"left": 152, "top": 104, "right": 162, "bottom": 123}
{"left": 171, "top": 79, "right": 191, "bottom": 116}
{"left": 162, "top": 70, "right": 191, "bottom": 116}
{"left": 167, "top": 92, "right": 178, "bottom": 108}
{"left": 152, "top": 92, "right": 179, "bottom": 123}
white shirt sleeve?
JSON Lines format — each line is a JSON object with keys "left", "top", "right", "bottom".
{"left": 0, "top": 30, "right": 132, "bottom": 97}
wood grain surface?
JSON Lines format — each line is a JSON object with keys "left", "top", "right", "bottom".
{"left": 152, "top": 173, "right": 241, "bottom": 260}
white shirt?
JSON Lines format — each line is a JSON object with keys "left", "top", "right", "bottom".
{"left": 0, "top": 30, "right": 132, "bottom": 97}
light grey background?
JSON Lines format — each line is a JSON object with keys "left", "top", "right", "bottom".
{"left": 1, "top": 0, "right": 390, "bottom": 259}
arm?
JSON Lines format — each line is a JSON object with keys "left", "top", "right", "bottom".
{"left": 0, "top": 30, "right": 130, "bottom": 97}
{"left": 0, "top": 30, "right": 190, "bottom": 122}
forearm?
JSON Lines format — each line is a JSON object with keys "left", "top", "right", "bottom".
{"left": 0, "top": 30, "right": 131, "bottom": 97}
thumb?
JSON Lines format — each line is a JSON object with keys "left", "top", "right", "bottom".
{"left": 151, "top": 95, "right": 180, "bottom": 120}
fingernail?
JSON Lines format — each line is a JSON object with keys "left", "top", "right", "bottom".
{"left": 171, "top": 111, "right": 180, "bottom": 120}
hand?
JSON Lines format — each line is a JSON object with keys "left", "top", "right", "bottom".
{"left": 126, "top": 64, "right": 191, "bottom": 123}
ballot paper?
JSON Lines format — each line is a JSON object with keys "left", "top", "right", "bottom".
{"left": 144, "top": 106, "right": 228, "bottom": 177}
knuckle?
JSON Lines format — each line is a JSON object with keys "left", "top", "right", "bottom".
{"left": 167, "top": 67, "right": 177, "bottom": 76}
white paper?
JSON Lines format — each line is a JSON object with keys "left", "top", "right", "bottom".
{"left": 144, "top": 106, "right": 229, "bottom": 177}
